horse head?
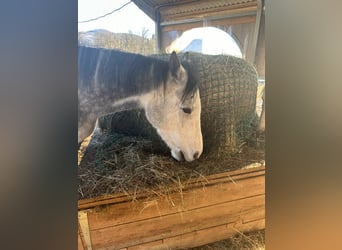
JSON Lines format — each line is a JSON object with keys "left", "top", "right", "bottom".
{"left": 143, "top": 52, "right": 203, "bottom": 162}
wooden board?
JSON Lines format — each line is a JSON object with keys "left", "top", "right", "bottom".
{"left": 78, "top": 166, "right": 265, "bottom": 250}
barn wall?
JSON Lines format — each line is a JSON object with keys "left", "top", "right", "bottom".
{"left": 160, "top": 19, "right": 264, "bottom": 79}
{"left": 160, "top": 16, "right": 257, "bottom": 63}
{"left": 154, "top": 0, "right": 265, "bottom": 79}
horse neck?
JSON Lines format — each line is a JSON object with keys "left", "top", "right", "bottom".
{"left": 98, "top": 65, "right": 167, "bottom": 114}
{"left": 78, "top": 47, "right": 168, "bottom": 115}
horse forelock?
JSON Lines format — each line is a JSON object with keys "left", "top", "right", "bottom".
{"left": 180, "top": 61, "right": 199, "bottom": 101}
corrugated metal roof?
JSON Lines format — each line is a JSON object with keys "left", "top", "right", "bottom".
{"left": 133, "top": 0, "right": 257, "bottom": 21}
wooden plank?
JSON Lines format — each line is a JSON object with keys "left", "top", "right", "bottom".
{"left": 127, "top": 218, "right": 265, "bottom": 250}
{"left": 78, "top": 166, "right": 265, "bottom": 249}
{"left": 128, "top": 239, "right": 164, "bottom": 250}
{"left": 156, "top": 218, "right": 265, "bottom": 249}
{"left": 161, "top": 4, "right": 258, "bottom": 22}
{"left": 162, "top": 15, "right": 256, "bottom": 32}
{"left": 209, "top": 15, "right": 256, "bottom": 27}
{"left": 78, "top": 210, "right": 93, "bottom": 250}
{"left": 90, "top": 195, "right": 264, "bottom": 249}
{"left": 78, "top": 228, "right": 85, "bottom": 250}
{"left": 85, "top": 168, "right": 264, "bottom": 230}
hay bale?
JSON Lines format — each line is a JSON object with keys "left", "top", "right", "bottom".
{"left": 100, "top": 53, "right": 258, "bottom": 155}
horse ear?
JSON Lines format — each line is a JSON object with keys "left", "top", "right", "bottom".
{"left": 169, "top": 51, "right": 180, "bottom": 78}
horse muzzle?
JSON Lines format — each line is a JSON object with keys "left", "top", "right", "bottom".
{"left": 171, "top": 149, "right": 202, "bottom": 162}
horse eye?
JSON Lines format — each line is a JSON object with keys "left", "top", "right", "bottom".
{"left": 182, "top": 107, "right": 192, "bottom": 114}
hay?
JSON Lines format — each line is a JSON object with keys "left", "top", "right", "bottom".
{"left": 78, "top": 127, "right": 264, "bottom": 199}
{"left": 78, "top": 53, "right": 264, "bottom": 200}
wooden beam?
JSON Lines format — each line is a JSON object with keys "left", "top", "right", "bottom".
{"left": 250, "top": 0, "right": 263, "bottom": 64}
{"left": 78, "top": 166, "right": 265, "bottom": 249}
{"left": 161, "top": 15, "right": 256, "bottom": 32}
{"left": 78, "top": 211, "right": 93, "bottom": 250}
{"left": 159, "top": 2, "right": 257, "bottom": 22}
{"left": 132, "top": 0, "right": 157, "bottom": 21}
{"left": 78, "top": 228, "right": 85, "bottom": 250}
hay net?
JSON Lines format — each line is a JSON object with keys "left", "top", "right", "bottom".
{"left": 185, "top": 52, "right": 258, "bottom": 154}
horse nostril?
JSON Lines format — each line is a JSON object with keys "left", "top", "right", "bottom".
{"left": 193, "top": 152, "right": 199, "bottom": 159}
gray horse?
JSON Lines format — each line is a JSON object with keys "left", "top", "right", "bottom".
{"left": 78, "top": 46, "right": 202, "bottom": 162}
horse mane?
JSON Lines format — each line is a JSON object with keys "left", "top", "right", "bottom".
{"left": 78, "top": 46, "right": 198, "bottom": 100}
